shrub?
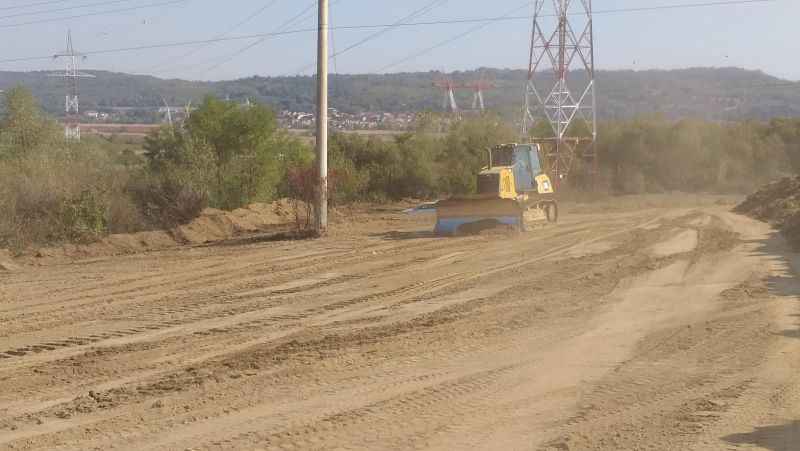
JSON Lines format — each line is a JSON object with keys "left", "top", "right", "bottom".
{"left": 54, "top": 187, "right": 110, "bottom": 243}
{"left": 280, "top": 163, "right": 345, "bottom": 229}
{"left": 144, "top": 96, "right": 312, "bottom": 211}
{"left": 281, "top": 164, "right": 319, "bottom": 230}
{"left": 130, "top": 170, "right": 208, "bottom": 229}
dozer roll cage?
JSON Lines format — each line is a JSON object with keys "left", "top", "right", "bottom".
{"left": 485, "top": 144, "right": 518, "bottom": 169}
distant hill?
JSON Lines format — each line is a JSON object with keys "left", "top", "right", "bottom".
{"left": 1, "top": 67, "right": 798, "bottom": 121}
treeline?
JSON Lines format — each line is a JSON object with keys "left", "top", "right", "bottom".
{"left": 328, "top": 112, "right": 515, "bottom": 202}
{"left": 4, "top": 67, "right": 800, "bottom": 120}
{"left": 0, "top": 85, "right": 518, "bottom": 248}
{"left": 597, "top": 115, "right": 800, "bottom": 194}
{"left": 0, "top": 87, "right": 308, "bottom": 249}
{"left": 2, "top": 82, "right": 800, "bottom": 249}
{"left": 324, "top": 113, "right": 800, "bottom": 202}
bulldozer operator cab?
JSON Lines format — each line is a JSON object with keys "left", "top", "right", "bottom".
{"left": 482, "top": 143, "right": 545, "bottom": 196}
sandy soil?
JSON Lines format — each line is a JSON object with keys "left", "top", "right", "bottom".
{"left": 1, "top": 196, "right": 799, "bottom": 450}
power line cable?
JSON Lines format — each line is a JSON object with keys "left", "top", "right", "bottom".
{"left": 78, "top": 0, "right": 183, "bottom": 39}
{"left": 188, "top": 1, "right": 318, "bottom": 79}
{"left": 318, "top": 0, "right": 774, "bottom": 31}
{"left": 367, "top": 0, "right": 774, "bottom": 74}
{"left": 71, "top": 0, "right": 186, "bottom": 72}
{"left": 134, "top": 0, "right": 281, "bottom": 73}
{"left": 0, "top": 0, "right": 777, "bottom": 66}
{"left": 284, "top": 0, "right": 450, "bottom": 76}
{"left": 143, "top": 2, "right": 320, "bottom": 77}
{"left": 163, "top": 0, "right": 340, "bottom": 78}
{"left": 0, "top": 0, "right": 192, "bottom": 29}
{"left": 593, "top": 0, "right": 772, "bottom": 15}
{"left": 0, "top": 28, "right": 311, "bottom": 64}
{"left": 0, "top": 0, "right": 75, "bottom": 12}
{"left": 370, "top": 1, "right": 534, "bottom": 74}
{"left": 0, "top": 0, "right": 134, "bottom": 20}
{"left": 0, "top": 0, "right": 774, "bottom": 30}
{"left": 181, "top": 0, "right": 344, "bottom": 78}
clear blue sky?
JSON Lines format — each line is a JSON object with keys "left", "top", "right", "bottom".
{"left": 0, "top": 0, "right": 796, "bottom": 81}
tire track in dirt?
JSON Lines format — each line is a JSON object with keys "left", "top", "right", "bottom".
{"left": 0, "top": 236, "right": 489, "bottom": 348}
{"left": 2, "top": 207, "right": 724, "bottom": 449}
{"left": 6, "top": 214, "right": 680, "bottom": 450}
{"left": 0, "top": 212, "right": 653, "bottom": 364}
{"left": 533, "top": 211, "right": 797, "bottom": 450}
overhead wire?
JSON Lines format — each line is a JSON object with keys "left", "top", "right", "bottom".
{"left": 0, "top": 0, "right": 778, "bottom": 30}
{"left": 187, "top": 1, "right": 320, "bottom": 79}
{"left": 141, "top": 1, "right": 321, "bottom": 77}
{"left": 593, "top": 0, "right": 772, "bottom": 15}
{"left": 283, "top": 0, "right": 451, "bottom": 76}
{"left": 74, "top": 0, "right": 189, "bottom": 72}
{"left": 0, "top": 0, "right": 75, "bottom": 12}
{"left": 0, "top": 28, "right": 313, "bottom": 64}
{"left": 0, "top": 0, "right": 135, "bottom": 20}
{"left": 299, "top": 0, "right": 774, "bottom": 32}
{"left": 79, "top": 0, "right": 185, "bottom": 39}
{"left": 133, "top": 0, "right": 281, "bottom": 74}
{"left": 185, "top": 0, "right": 350, "bottom": 79}
{"left": 367, "top": 0, "right": 775, "bottom": 73}
{"left": 0, "top": 0, "right": 779, "bottom": 68}
{"left": 370, "top": 1, "right": 534, "bottom": 74}
{"left": 0, "top": 0, "right": 192, "bottom": 29}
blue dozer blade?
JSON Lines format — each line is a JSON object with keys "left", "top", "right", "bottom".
{"left": 434, "top": 216, "right": 520, "bottom": 236}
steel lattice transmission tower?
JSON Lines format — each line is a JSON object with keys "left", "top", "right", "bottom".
{"left": 48, "top": 32, "right": 94, "bottom": 141}
{"left": 432, "top": 72, "right": 462, "bottom": 122}
{"left": 521, "top": 0, "right": 596, "bottom": 185}
{"left": 432, "top": 71, "right": 497, "bottom": 121}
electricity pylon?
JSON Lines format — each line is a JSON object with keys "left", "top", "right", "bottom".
{"left": 48, "top": 31, "right": 95, "bottom": 141}
{"left": 522, "top": 0, "right": 597, "bottom": 185}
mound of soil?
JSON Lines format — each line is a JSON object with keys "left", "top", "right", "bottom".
{"left": 735, "top": 176, "right": 800, "bottom": 249}
{"left": 15, "top": 199, "right": 307, "bottom": 265}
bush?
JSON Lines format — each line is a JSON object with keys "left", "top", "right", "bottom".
{"left": 281, "top": 165, "right": 317, "bottom": 229}
{"left": 54, "top": 187, "right": 110, "bottom": 243}
{"left": 4, "top": 82, "right": 800, "bottom": 250}
{"left": 129, "top": 173, "right": 208, "bottom": 229}
{"left": 596, "top": 114, "right": 796, "bottom": 194}
{"left": 0, "top": 86, "right": 148, "bottom": 247}
{"left": 280, "top": 163, "right": 344, "bottom": 229}
{"left": 144, "top": 95, "right": 312, "bottom": 211}
{"left": 0, "top": 149, "right": 120, "bottom": 246}
{"left": 326, "top": 113, "right": 515, "bottom": 202}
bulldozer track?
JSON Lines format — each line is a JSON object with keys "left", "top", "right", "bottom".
{"left": 2, "top": 200, "right": 799, "bottom": 450}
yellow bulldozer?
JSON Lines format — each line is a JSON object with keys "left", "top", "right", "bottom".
{"left": 434, "top": 143, "right": 558, "bottom": 236}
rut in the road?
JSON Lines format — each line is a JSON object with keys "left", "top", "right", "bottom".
{"left": 2, "top": 208, "right": 794, "bottom": 451}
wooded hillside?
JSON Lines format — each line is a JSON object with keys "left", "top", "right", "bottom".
{"left": 1, "top": 67, "right": 798, "bottom": 120}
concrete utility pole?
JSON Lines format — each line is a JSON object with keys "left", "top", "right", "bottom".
{"left": 315, "top": 0, "right": 329, "bottom": 231}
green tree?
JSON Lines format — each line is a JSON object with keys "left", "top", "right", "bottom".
{"left": 0, "top": 86, "right": 61, "bottom": 159}
{"left": 143, "top": 95, "right": 310, "bottom": 210}
{"left": 767, "top": 117, "right": 800, "bottom": 172}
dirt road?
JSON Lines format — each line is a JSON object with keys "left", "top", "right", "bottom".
{"left": 1, "top": 198, "right": 799, "bottom": 450}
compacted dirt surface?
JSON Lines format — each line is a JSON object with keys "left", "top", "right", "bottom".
{"left": 1, "top": 196, "right": 800, "bottom": 450}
